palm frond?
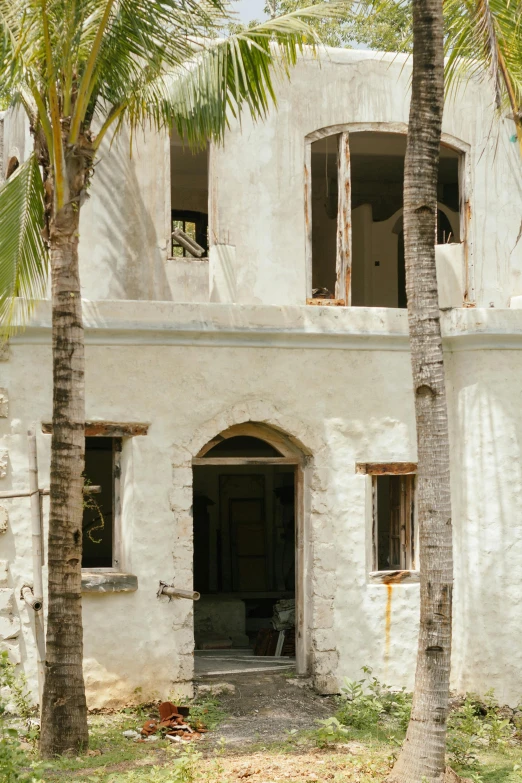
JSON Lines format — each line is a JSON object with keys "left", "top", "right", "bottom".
{"left": 0, "top": 153, "right": 48, "bottom": 338}
{"left": 445, "top": 0, "right": 522, "bottom": 138}
{"left": 99, "top": 1, "right": 352, "bottom": 149}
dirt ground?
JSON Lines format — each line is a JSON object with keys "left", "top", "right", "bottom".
{"left": 198, "top": 671, "right": 337, "bottom": 749}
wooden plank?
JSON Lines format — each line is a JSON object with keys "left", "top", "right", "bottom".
{"left": 356, "top": 462, "right": 417, "bottom": 476}
{"left": 192, "top": 457, "right": 300, "bottom": 466}
{"left": 306, "top": 298, "right": 346, "bottom": 307}
{"left": 305, "top": 122, "right": 409, "bottom": 144}
{"left": 112, "top": 439, "right": 122, "bottom": 571}
{"left": 304, "top": 143, "right": 313, "bottom": 299}
{"left": 372, "top": 476, "right": 378, "bottom": 571}
{"left": 336, "top": 132, "right": 351, "bottom": 303}
{"left": 368, "top": 570, "right": 420, "bottom": 584}
{"left": 42, "top": 421, "right": 149, "bottom": 437}
{"left": 81, "top": 570, "right": 138, "bottom": 593}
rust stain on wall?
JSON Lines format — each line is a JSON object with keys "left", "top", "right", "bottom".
{"left": 384, "top": 584, "right": 393, "bottom": 664}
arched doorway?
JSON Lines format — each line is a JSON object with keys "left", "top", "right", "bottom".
{"left": 192, "top": 424, "right": 306, "bottom": 675}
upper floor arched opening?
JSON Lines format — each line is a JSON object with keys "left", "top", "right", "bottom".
{"left": 305, "top": 125, "right": 468, "bottom": 308}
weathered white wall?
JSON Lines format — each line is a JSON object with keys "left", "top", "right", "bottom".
{"left": 1, "top": 304, "right": 522, "bottom": 707}
{"left": 4, "top": 49, "right": 522, "bottom": 307}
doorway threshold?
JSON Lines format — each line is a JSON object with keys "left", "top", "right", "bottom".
{"left": 194, "top": 649, "right": 296, "bottom": 677}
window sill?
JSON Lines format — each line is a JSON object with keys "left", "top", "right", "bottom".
{"left": 369, "top": 570, "right": 420, "bottom": 584}
{"left": 81, "top": 570, "right": 138, "bottom": 593}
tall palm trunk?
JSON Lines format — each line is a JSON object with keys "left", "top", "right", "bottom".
{"left": 386, "top": 0, "right": 453, "bottom": 781}
{"left": 40, "top": 152, "right": 88, "bottom": 757}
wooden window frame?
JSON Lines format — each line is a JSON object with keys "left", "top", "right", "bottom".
{"left": 372, "top": 473, "right": 415, "bottom": 572}
{"left": 304, "top": 123, "right": 472, "bottom": 307}
{"left": 81, "top": 436, "right": 122, "bottom": 573}
{"left": 356, "top": 461, "right": 418, "bottom": 581}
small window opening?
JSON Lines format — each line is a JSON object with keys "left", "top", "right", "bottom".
{"left": 82, "top": 437, "right": 118, "bottom": 569}
{"left": 170, "top": 130, "right": 208, "bottom": 257}
{"left": 309, "top": 132, "right": 461, "bottom": 308}
{"left": 374, "top": 473, "right": 415, "bottom": 571}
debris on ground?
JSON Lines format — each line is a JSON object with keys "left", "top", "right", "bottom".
{"left": 197, "top": 682, "right": 236, "bottom": 696}
{"left": 122, "top": 700, "right": 206, "bottom": 743}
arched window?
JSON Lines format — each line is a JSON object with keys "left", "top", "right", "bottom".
{"left": 6, "top": 156, "right": 19, "bottom": 180}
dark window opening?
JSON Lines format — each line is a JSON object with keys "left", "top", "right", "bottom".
{"left": 204, "top": 436, "right": 283, "bottom": 458}
{"left": 374, "top": 473, "right": 415, "bottom": 571}
{"left": 82, "top": 437, "right": 117, "bottom": 569}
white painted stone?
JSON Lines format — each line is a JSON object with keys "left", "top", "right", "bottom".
{"left": 0, "top": 452, "right": 7, "bottom": 479}
{"left": 0, "top": 641, "right": 21, "bottom": 665}
{"left": 0, "top": 561, "right": 8, "bottom": 587}
{"left": 0, "top": 506, "right": 7, "bottom": 534}
{"left": 0, "top": 589, "right": 14, "bottom": 614}
{"left": 313, "top": 629, "right": 337, "bottom": 653}
{"left": 0, "top": 388, "right": 7, "bottom": 418}
{"left": 0, "top": 614, "right": 20, "bottom": 640}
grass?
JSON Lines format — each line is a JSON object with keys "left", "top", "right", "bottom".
{"left": 7, "top": 712, "right": 522, "bottom": 783}
{"left": 3, "top": 665, "right": 522, "bottom": 783}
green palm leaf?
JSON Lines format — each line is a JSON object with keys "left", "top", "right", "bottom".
{"left": 102, "top": 2, "right": 353, "bottom": 149}
{"left": 444, "top": 0, "right": 522, "bottom": 149}
{"left": 0, "top": 153, "right": 48, "bottom": 338}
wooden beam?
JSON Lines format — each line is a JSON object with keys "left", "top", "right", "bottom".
{"left": 356, "top": 462, "right": 417, "bottom": 475}
{"left": 336, "top": 132, "right": 351, "bottom": 304}
{"left": 306, "top": 298, "right": 346, "bottom": 307}
{"left": 42, "top": 421, "right": 149, "bottom": 437}
{"left": 192, "top": 457, "right": 300, "bottom": 466}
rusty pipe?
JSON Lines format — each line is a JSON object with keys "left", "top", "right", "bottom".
{"left": 21, "top": 585, "right": 43, "bottom": 612}
{"left": 157, "top": 582, "right": 200, "bottom": 601}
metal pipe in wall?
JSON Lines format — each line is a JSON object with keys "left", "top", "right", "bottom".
{"left": 157, "top": 583, "right": 200, "bottom": 601}
{"left": 27, "top": 430, "right": 46, "bottom": 711}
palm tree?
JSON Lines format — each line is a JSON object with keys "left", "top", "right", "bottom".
{"left": 385, "top": 0, "right": 454, "bottom": 781}
{"left": 0, "top": 0, "right": 347, "bottom": 757}
{"left": 445, "top": 0, "right": 522, "bottom": 152}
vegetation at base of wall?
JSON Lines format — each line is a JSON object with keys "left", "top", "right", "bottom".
{"left": 331, "top": 667, "right": 413, "bottom": 740}
{"left": 0, "top": 651, "right": 44, "bottom": 783}
{"left": 318, "top": 668, "right": 522, "bottom": 782}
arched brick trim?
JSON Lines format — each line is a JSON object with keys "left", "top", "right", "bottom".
{"left": 169, "top": 401, "right": 338, "bottom": 691}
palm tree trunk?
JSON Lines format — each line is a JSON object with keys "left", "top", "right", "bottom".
{"left": 40, "top": 161, "right": 88, "bottom": 756}
{"left": 386, "top": 0, "right": 453, "bottom": 781}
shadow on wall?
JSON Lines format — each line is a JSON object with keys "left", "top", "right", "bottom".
{"left": 452, "top": 336, "right": 522, "bottom": 704}
{"left": 79, "top": 127, "right": 172, "bottom": 301}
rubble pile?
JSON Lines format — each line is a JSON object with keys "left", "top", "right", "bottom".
{"left": 123, "top": 701, "right": 206, "bottom": 743}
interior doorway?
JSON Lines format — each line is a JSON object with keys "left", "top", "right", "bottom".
{"left": 192, "top": 432, "right": 301, "bottom": 675}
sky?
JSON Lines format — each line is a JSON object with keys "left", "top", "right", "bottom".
{"left": 232, "top": 0, "right": 267, "bottom": 22}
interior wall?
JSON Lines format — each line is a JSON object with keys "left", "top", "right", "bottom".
{"left": 310, "top": 129, "right": 463, "bottom": 308}
{"left": 170, "top": 131, "right": 208, "bottom": 216}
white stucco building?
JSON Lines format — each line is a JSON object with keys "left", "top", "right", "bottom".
{"left": 1, "top": 47, "right": 522, "bottom": 709}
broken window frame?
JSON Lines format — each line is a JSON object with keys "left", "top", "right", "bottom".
{"left": 304, "top": 123, "right": 473, "bottom": 307}
{"left": 356, "top": 461, "right": 417, "bottom": 577}
{"left": 171, "top": 209, "right": 208, "bottom": 258}
{"left": 81, "top": 436, "right": 122, "bottom": 572}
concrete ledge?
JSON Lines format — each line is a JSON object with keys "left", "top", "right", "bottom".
{"left": 81, "top": 570, "right": 138, "bottom": 593}
{"left": 8, "top": 300, "right": 522, "bottom": 352}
